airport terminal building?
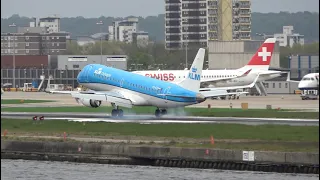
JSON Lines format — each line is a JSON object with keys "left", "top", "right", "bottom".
{"left": 288, "top": 55, "right": 319, "bottom": 80}
{"left": 1, "top": 55, "right": 127, "bottom": 88}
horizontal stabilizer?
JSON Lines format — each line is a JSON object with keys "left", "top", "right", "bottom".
{"left": 200, "top": 89, "right": 229, "bottom": 98}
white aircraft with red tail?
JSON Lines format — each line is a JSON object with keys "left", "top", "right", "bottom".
{"left": 133, "top": 38, "right": 286, "bottom": 94}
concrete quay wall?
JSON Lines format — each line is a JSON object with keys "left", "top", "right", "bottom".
{"left": 1, "top": 140, "right": 318, "bottom": 165}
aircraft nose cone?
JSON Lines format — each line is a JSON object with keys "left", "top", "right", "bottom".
{"left": 298, "top": 82, "right": 306, "bottom": 89}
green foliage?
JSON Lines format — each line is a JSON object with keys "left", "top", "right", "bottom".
{"left": 1, "top": 99, "right": 55, "bottom": 104}
{"left": 61, "top": 39, "right": 206, "bottom": 69}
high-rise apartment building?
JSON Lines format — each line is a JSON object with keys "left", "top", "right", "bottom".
{"left": 165, "top": 0, "right": 251, "bottom": 50}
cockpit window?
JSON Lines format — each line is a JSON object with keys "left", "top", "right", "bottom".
{"left": 302, "top": 78, "right": 311, "bottom": 81}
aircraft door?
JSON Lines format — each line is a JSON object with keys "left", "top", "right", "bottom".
{"left": 162, "top": 87, "right": 171, "bottom": 103}
{"left": 120, "top": 78, "right": 125, "bottom": 87}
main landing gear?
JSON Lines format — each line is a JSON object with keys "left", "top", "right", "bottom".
{"left": 155, "top": 108, "right": 167, "bottom": 118}
{"left": 111, "top": 103, "right": 124, "bottom": 118}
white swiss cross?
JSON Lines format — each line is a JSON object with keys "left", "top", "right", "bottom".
{"left": 258, "top": 47, "right": 271, "bottom": 62}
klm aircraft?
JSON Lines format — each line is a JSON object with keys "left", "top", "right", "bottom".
{"left": 51, "top": 48, "right": 258, "bottom": 117}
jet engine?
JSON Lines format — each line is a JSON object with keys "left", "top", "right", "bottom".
{"left": 77, "top": 98, "right": 102, "bottom": 108}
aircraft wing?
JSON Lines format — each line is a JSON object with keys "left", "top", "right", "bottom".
{"left": 159, "top": 90, "right": 235, "bottom": 99}
{"left": 200, "top": 69, "right": 252, "bottom": 83}
{"left": 200, "top": 89, "right": 246, "bottom": 98}
{"left": 50, "top": 90, "right": 133, "bottom": 108}
{"left": 200, "top": 73, "right": 260, "bottom": 92}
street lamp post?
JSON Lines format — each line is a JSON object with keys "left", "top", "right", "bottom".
{"left": 184, "top": 43, "right": 188, "bottom": 69}
{"left": 9, "top": 23, "right": 17, "bottom": 88}
{"left": 96, "top": 21, "right": 103, "bottom": 64}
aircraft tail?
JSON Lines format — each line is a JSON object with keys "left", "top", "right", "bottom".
{"left": 240, "top": 38, "right": 277, "bottom": 71}
{"left": 177, "top": 48, "right": 205, "bottom": 92}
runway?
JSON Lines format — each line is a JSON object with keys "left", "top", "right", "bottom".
{"left": 1, "top": 92, "right": 319, "bottom": 111}
{"left": 1, "top": 112, "right": 318, "bottom": 126}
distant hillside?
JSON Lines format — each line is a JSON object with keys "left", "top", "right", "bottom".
{"left": 251, "top": 11, "right": 319, "bottom": 43}
{"left": 1, "top": 12, "right": 319, "bottom": 42}
{"left": 1, "top": 14, "right": 165, "bottom": 42}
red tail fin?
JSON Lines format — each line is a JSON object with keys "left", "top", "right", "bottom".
{"left": 247, "top": 38, "right": 276, "bottom": 66}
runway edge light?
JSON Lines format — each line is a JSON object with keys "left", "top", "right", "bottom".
{"left": 210, "top": 135, "right": 215, "bottom": 145}
{"left": 63, "top": 132, "right": 67, "bottom": 141}
{"left": 3, "top": 129, "right": 8, "bottom": 137}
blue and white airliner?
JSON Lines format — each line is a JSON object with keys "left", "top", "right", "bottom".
{"left": 51, "top": 48, "right": 259, "bottom": 117}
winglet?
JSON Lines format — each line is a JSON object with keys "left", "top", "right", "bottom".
{"left": 239, "top": 69, "right": 252, "bottom": 77}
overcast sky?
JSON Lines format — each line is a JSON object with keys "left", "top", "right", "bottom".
{"left": 1, "top": 0, "right": 319, "bottom": 18}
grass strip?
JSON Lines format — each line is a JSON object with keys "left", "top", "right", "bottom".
{"left": 1, "top": 99, "right": 55, "bottom": 104}
{"left": 1, "top": 119, "right": 318, "bottom": 142}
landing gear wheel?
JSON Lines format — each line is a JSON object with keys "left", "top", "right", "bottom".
{"left": 118, "top": 109, "right": 124, "bottom": 117}
{"left": 111, "top": 109, "right": 118, "bottom": 117}
{"left": 155, "top": 109, "right": 161, "bottom": 117}
{"left": 161, "top": 109, "right": 167, "bottom": 115}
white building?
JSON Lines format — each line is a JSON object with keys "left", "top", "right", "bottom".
{"left": 132, "top": 31, "right": 149, "bottom": 47}
{"left": 108, "top": 18, "right": 149, "bottom": 46}
{"left": 19, "top": 16, "right": 61, "bottom": 34}
{"left": 273, "top": 26, "right": 304, "bottom": 47}
{"left": 38, "top": 16, "right": 61, "bottom": 33}
{"left": 108, "top": 18, "right": 138, "bottom": 43}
